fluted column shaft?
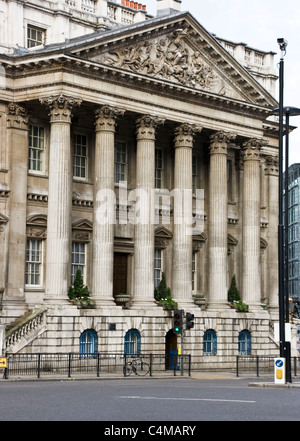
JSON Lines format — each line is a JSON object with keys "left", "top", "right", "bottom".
{"left": 41, "top": 95, "right": 81, "bottom": 304}
{"left": 242, "top": 139, "right": 262, "bottom": 309}
{"left": 132, "top": 115, "right": 164, "bottom": 307}
{"left": 172, "top": 123, "right": 200, "bottom": 307}
{"left": 265, "top": 155, "right": 279, "bottom": 315}
{"left": 5, "top": 104, "right": 29, "bottom": 313}
{"left": 92, "top": 106, "right": 124, "bottom": 307}
{"left": 208, "top": 132, "right": 234, "bottom": 309}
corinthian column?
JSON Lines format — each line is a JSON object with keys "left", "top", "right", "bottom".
{"left": 5, "top": 103, "right": 29, "bottom": 316}
{"left": 92, "top": 105, "right": 125, "bottom": 307}
{"left": 172, "top": 123, "right": 201, "bottom": 308}
{"left": 132, "top": 115, "right": 164, "bottom": 308}
{"left": 242, "top": 138, "right": 263, "bottom": 309}
{"left": 40, "top": 95, "right": 81, "bottom": 305}
{"left": 265, "top": 155, "right": 279, "bottom": 317}
{"left": 208, "top": 131, "right": 235, "bottom": 310}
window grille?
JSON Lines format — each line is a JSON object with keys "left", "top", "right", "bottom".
{"left": 124, "top": 329, "right": 141, "bottom": 355}
{"left": 80, "top": 329, "right": 98, "bottom": 357}
{"left": 238, "top": 330, "right": 251, "bottom": 355}
{"left": 203, "top": 329, "right": 217, "bottom": 355}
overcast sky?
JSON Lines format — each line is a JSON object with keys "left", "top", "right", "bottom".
{"left": 146, "top": 0, "right": 300, "bottom": 165}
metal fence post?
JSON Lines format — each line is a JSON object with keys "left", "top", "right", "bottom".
{"left": 149, "top": 353, "right": 152, "bottom": 376}
{"left": 97, "top": 353, "right": 100, "bottom": 377}
{"left": 256, "top": 356, "right": 259, "bottom": 377}
{"left": 37, "top": 353, "right": 41, "bottom": 378}
{"left": 188, "top": 354, "right": 191, "bottom": 376}
{"left": 68, "top": 353, "right": 72, "bottom": 378}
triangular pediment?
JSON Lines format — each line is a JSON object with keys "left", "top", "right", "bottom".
{"left": 69, "top": 13, "right": 276, "bottom": 107}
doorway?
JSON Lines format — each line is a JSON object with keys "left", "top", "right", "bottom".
{"left": 113, "top": 253, "right": 128, "bottom": 298}
{"left": 165, "top": 329, "right": 178, "bottom": 370}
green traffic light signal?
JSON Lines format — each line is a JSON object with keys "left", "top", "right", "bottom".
{"left": 173, "top": 310, "right": 182, "bottom": 335}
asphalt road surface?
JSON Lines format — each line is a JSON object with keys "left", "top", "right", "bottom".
{"left": 1, "top": 377, "right": 300, "bottom": 423}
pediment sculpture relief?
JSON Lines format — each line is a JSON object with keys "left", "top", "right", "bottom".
{"left": 99, "top": 29, "right": 215, "bottom": 90}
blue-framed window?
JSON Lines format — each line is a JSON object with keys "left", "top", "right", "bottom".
{"left": 124, "top": 329, "right": 141, "bottom": 355}
{"left": 238, "top": 330, "right": 251, "bottom": 355}
{"left": 203, "top": 329, "right": 217, "bottom": 356}
{"left": 80, "top": 329, "right": 98, "bottom": 357}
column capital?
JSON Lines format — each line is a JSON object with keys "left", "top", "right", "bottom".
{"left": 6, "top": 103, "right": 29, "bottom": 130}
{"left": 94, "top": 105, "right": 125, "bottom": 132}
{"left": 242, "top": 138, "right": 268, "bottom": 161}
{"left": 174, "top": 123, "right": 202, "bottom": 148}
{"left": 264, "top": 155, "right": 279, "bottom": 176}
{"left": 40, "top": 94, "right": 81, "bottom": 123}
{"left": 136, "top": 114, "right": 165, "bottom": 140}
{"left": 209, "top": 131, "right": 236, "bottom": 155}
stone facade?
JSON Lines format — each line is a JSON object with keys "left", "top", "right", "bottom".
{"left": 0, "top": 0, "right": 283, "bottom": 366}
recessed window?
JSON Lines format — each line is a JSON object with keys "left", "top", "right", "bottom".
{"left": 115, "top": 142, "right": 127, "bottom": 183}
{"left": 73, "top": 134, "right": 88, "bottom": 180}
{"left": 154, "top": 248, "right": 162, "bottom": 289}
{"left": 203, "top": 329, "right": 217, "bottom": 356}
{"left": 26, "top": 239, "right": 43, "bottom": 286}
{"left": 28, "top": 125, "right": 45, "bottom": 172}
{"left": 155, "top": 148, "right": 163, "bottom": 189}
{"left": 27, "top": 25, "right": 45, "bottom": 48}
{"left": 71, "top": 242, "right": 86, "bottom": 283}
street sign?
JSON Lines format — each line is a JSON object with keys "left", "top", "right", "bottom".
{"left": 274, "top": 358, "right": 286, "bottom": 384}
{"left": 0, "top": 357, "right": 7, "bottom": 368}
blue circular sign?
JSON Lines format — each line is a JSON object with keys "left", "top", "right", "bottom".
{"left": 275, "top": 359, "right": 283, "bottom": 368}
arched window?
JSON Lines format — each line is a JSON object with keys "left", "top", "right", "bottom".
{"left": 124, "top": 329, "right": 141, "bottom": 355}
{"left": 203, "top": 329, "right": 217, "bottom": 356}
{"left": 79, "top": 329, "right": 98, "bottom": 357}
{"left": 238, "top": 330, "right": 251, "bottom": 355}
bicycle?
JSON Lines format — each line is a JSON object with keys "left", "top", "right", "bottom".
{"left": 123, "top": 356, "right": 150, "bottom": 376}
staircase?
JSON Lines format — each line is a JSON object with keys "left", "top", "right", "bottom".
{"left": 5, "top": 308, "right": 47, "bottom": 354}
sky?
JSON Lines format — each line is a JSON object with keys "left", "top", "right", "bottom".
{"left": 146, "top": 0, "right": 300, "bottom": 166}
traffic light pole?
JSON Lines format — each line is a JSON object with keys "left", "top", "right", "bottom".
{"left": 181, "top": 309, "right": 184, "bottom": 376}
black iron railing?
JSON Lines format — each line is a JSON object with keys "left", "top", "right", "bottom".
{"left": 2, "top": 352, "right": 191, "bottom": 379}
{"left": 236, "top": 356, "right": 300, "bottom": 377}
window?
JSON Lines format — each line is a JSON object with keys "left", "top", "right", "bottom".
{"left": 155, "top": 148, "right": 163, "bottom": 189}
{"left": 238, "top": 330, "right": 251, "bottom": 355}
{"left": 27, "top": 25, "right": 45, "bottom": 48}
{"left": 73, "top": 134, "right": 88, "bottom": 179}
{"left": 203, "top": 329, "right": 217, "bottom": 356}
{"left": 245, "top": 49, "right": 251, "bottom": 62}
{"left": 115, "top": 142, "right": 127, "bottom": 183}
{"left": 79, "top": 329, "right": 98, "bottom": 357}
{"left": 71, "top": 242, "right": 86, "bottom": 283}
{"left": 26, "top": 239, "right": 43, "bottom": 286}
{"left": 28, "top": 125, "right": 45, "bottom": 172}
{"left": 154, "top": 249, "right": 162, "bottom": 289}
{"left": 254, "top": 52, "right": 264, "bottom": 66}
{"left": 124, "top": 329, "right": 141, "bottom": 355}
{"left": 192, "top": 252, "right": 196, "bottom": 292}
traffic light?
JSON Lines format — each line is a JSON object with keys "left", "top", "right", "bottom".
{"left": 186, "top": 312, "right": 194, "bottom": 330}
{"left": 173, "top": 309, "right": 183, "bottom": 335}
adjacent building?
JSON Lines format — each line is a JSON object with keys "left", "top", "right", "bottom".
{"left": 0, "top": 0, "right": 283, "bottom": 365}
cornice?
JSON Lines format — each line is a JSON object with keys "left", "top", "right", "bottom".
{"left": 2, "top": 54, "right": 273, "bottom": 122}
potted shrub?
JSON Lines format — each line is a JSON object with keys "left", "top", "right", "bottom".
{"left": 228, "top": 275, "right": 248, "bottom": 312}
{"left": 68, "top": 269, "right": 94, "bottom": 308}
{"left": 154, "top": 273, "right": 178, "bottom": 310}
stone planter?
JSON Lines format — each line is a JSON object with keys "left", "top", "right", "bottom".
{"left": 115, "top": 294, "right": 130, "bottom": 305}
{"left": 194, "top": 296, "right": 207, "bottom": 308}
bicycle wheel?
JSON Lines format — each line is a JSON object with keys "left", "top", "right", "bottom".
{"left": 123, "top": 362, "right": 133, "bottom": 376}
{"left": 135, "top": 360, "right": 149, "bottom": 376}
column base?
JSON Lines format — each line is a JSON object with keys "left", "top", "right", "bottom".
{"left": 131, "top": 298, "right": 158, "bottom": 309}
{"left": 206, "top": 301, "right": 231, "bottom": 311}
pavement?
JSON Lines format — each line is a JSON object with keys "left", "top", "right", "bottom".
{"left": 2, "top": 368, "right": 300, "bottom": 387}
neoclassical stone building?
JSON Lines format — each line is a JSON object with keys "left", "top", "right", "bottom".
{"left": 0, "top": 0, "right": 282, "bottom": 366}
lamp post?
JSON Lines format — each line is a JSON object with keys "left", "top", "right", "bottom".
{"left": 273, "top": 37, "right": 300, "bottom": 383}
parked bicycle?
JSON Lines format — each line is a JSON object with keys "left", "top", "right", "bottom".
{"left": 123, "top": 356, "right": 150, "bottom": 376}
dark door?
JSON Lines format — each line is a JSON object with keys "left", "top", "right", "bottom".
{"left": 113, "top": 253, "right": 128, "bottom": 298}
{"left": 165, "top": 329, "right": 178, "bottom": 370}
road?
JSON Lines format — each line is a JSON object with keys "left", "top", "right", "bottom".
{"left": 1, "top": 377, "right": 300, "bottom": 423}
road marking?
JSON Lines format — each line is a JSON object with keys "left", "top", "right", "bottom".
{"left": 119, "top": 396, "right": 256, "bottom": 404}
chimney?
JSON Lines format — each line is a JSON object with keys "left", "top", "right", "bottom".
{"left": 156, "top": 0, "right": 182, "bottom": 16}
